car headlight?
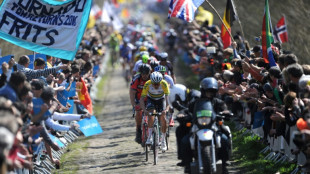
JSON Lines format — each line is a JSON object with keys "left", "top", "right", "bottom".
{"left": 197, "top": 117, "right": 211, "bottom": 126}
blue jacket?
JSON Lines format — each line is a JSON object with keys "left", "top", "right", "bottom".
{"left": 0, "top": 84, "right": 18, "bottom": 102}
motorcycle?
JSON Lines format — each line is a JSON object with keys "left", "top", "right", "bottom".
{"left": 189, "top": 101, "right": 233, "bottom": 174}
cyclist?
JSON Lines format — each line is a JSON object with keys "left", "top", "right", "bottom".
{"left": 130, "top": 64, "right": 152, "bottom": 144}
{"left": 119, "top": 37, "right": 133, "bottom": 71}
{"left": 140, "top": 72, "right": 170, "bottom": 151}
{"left": 150, "top": 60, "right": 160, "bottom": 72}
{"left": 109, "top": 31, "right": 121, "bottom": 67}
{"left": 132, "top": 53, "right": 149, "bottom": 75}
{"left": 154, "top": 65, "right": 174, "bottom": 88}
{"left": 159, "top": 52, "right": 176, "bottom": 83}
{"left": 134, "top": 46, "right": 147, "bottom": 62}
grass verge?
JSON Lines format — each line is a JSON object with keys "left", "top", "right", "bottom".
{"left": 53, "top": 137, "right": 90, "bottom": 174}
{"left": 227, "top": 121, "right": 297, "bottom": 174}
{"left": 93, "top": 72, "right": 110, "bottom": 116}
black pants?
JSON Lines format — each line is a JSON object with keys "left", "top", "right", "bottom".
{"left": 176, "top": 125, "right": 191, "bottom": 159}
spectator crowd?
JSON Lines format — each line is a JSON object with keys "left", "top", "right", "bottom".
{"left": 0, "top": 23, "right": 111, "bottom": 173}
{"left": 168, "top": 19, "right": 310, "bottom": 171}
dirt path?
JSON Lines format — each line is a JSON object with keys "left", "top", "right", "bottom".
{"left": 76, "top": 67, "right": 184, "bottom": 174}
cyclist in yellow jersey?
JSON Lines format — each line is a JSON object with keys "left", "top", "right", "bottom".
{"left": 140, "top": 71, "right": 170, "bottom": 151}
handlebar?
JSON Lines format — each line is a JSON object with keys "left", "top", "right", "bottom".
{"left": 148, "top": 112, "right": 162, "bottom": 116}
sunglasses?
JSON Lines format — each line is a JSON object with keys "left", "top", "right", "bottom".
{"left": 153, "top": 83, "right": 160, "bottom": 86}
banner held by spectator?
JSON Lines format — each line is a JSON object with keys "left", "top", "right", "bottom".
{"left": 78, "top": 116, "right": 103, "bottom": 137}
{"left": 0, "top": 0, "right": 92, "bottom": 61}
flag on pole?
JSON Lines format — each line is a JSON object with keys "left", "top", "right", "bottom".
{"left": 262, "top": 0, "right": 277, "bottom": 67}
{"left": 273, "top": 15, "right": 288, "bottom": 43}
{"left": 0, "top": 0, "right": 92, "bottom": 61}
{"left": 168, "top": 0, "right": 205, "bottom": 22}
{"left": 221, "top": 0, "right": 238, "bottom": 49}
{"left": 77, "top": 78, "right": 92, "bottom": 114}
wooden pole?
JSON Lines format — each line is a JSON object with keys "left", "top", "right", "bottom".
{"left": 204, "top": 0, "right": 235, "bottom": 42}
{"left": 233, "top": 3, "right": 246, "bottom": 43}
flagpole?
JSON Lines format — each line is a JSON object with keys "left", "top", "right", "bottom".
{"left": 233, "top": 3, "right": 246, "bottom": 43}
{"left": 204, "top": 0, "right": 235, "bottom": 42}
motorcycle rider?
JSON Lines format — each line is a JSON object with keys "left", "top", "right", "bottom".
{"left": 168, "top": 84, "right": 201, "bottom": 164}
{"left": 182, "top": 77, "right": 231, "bottom": 173}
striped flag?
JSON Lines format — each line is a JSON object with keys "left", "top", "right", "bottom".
{"left": 221, "top": 0, "right": 238, "bottom": 49}
{"left": 168, "top": 0, "right": 205, "bottom": 22}
{"left": 262, "top": 0, "right": 277, "bottom": 67}
{"left": 273, "top": 15, "right": 288, "bottom": 43}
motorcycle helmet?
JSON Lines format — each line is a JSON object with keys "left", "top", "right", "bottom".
{"left": 150, "top": 71, "right": 163, "bottom": 84}
{"left": 200, "top": 77, "right": 218, "bottom": 98}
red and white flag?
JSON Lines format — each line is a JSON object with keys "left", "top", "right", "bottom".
{"left": 273, "top": 15, "right": 288, "bottom": 43}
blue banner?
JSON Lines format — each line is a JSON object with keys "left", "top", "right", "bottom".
{"left": 65, "top": 99, "right": 75, "bottom": 114}
{"left": 0, "top": 55, "right": 13, "bottom": 74}
{"left": 93, "top": 65, "right": 100, "bottom": 76}
{"left": 253, "top": 111, "right": 265, "bottom": 129}
{"left": 67, "top": 81, "right": 76, "bottom": 97}
{"left": 48, "top": 133, "right": 65, "bottom": 148}
{"left": 57, "top": 90, "right": 69, "bottom": 107}
{"left": 28, "top": 54, "right": 47, "bottom": 69}
{"left": 0, "top": 0, "right": 92, "bottom": 61}
{"left": 78, "top": 116, "right": 103, "bottom": 137}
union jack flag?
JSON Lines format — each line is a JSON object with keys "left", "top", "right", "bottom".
{"left": 168, "top": 0, "right": 205, "bottom": 22}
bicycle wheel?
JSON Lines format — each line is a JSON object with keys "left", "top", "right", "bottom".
{"left": 153, "top": 130, "right": 158, "bottom": 165}
{"left": 143, "top": 124, "right": 148, "bottom": 161}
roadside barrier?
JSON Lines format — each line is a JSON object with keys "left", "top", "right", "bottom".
{"left": 237, "top": 101, "right": 308, "bottom": 174}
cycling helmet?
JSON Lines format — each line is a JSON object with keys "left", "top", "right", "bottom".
{"left": 154, "top": 65, "right": 166, "bottom": 73}
{"left": 139, "top": 64, "right": 151, "bottom": 74}
{"left": 139, "top": 46, "right": 147, "bottom": 52}
{"left": 123, "top": 37, "right": 130, "bottom": 43}
{"left": 150, "top": 60, "right": 160, "bottom": 70}
{"left": 141, "top": 54, "right": 149, "bottom": 64}
{"left": 135, "top": 41, "right": 142, "bottom": 47}
{"left": 150, "top": 71, "right": 163, "bottom": 83}
{"left": 160, "top": 52, "right": 168, "bottom": 60}
{"left": 168, "top": 84, "right": 187, "bottom": 103}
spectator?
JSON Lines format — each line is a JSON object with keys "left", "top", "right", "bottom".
{"left": 0, "top": 71, "right": 26, "bottom": 102}
{"left": 16, "top": 55, "right": 68, "bottom": 81}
